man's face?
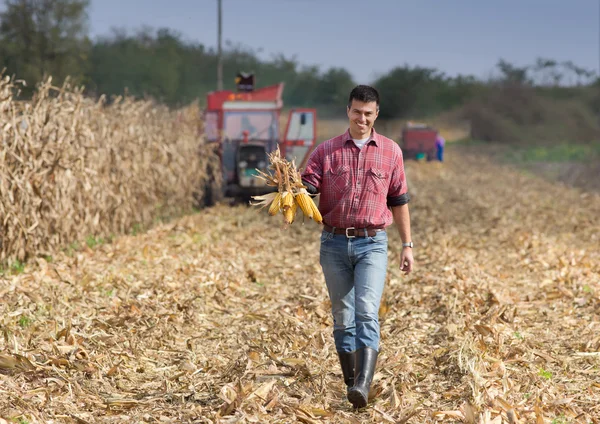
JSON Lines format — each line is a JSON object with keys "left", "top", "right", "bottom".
{"left": 347, "top": 100, "right": 379, "bottom": 139}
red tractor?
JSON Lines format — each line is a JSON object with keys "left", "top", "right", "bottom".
{"left": 202, "top": 81, "right": 317, "bottom": 205}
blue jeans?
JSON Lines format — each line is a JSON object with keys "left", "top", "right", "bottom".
{"left": 319, "top": 230, "right": 388, "bottom": 353}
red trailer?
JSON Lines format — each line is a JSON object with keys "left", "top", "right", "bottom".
{"left": 203, "top": 82, "right": 317, "bottom": 204}
{"left": 401, "top": 124, "right": 438, "bottom": 161}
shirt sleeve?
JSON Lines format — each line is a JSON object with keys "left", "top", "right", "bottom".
{"left": 301, "top": 144, "right": 324, "bottom": 193}
{"left": 387, "top": 145, "right": 408, "bottom": 202}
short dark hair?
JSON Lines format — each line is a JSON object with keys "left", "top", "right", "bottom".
{"left": 348, "top": 85, "right": 380, "bottom": 109}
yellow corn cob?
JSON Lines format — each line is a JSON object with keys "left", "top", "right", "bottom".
{"left": 309, "top": 198, "right": 323, "bottom": 223}
{"left": 284, "top": 200, "right": 297, "bottom": 224}
{"left": 295, "top": 191, "right": 314, "bottom": 218}
{"left": 281, "top": 191, "right": 294, "bottom": 211}
{"left": 268, "top": 192, "right": 282, "bottom": 216}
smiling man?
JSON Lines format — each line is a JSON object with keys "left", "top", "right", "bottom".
{"left": 302, "top": 85, "right": 414, "bottom": 408}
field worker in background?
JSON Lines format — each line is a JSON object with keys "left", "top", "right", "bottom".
{"left": 301, "top": 85, "right": 414, "bottom": 409}
{"left": 435, "top": 133, "right": 445, "bottom": 162}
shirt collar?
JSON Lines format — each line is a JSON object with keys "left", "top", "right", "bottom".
{"left": 343, "top": 128, "right": 380, "bottom": 147}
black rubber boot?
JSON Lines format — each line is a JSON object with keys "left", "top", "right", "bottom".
{"left": 337, "top": 351, "right": 355, "bottom": 396}
{"left": 347, "top": 347, "right": 378, "bottom": 408}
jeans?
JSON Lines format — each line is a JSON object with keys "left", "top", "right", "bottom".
{"left": 436, "top": 145, "right": 444, "bottom": 161}
{"left": 319, "top": 230, "right": 388, "bottom": 353}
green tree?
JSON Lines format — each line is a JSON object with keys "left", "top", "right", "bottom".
{"left": 0, "top": 0, "right": 91, "bottom": 93}
{"left": 89, "top": 27, "right": 183, "bottom": 104}
{"left": 316, "top": 67, "right": 355, "bottom": 107}
{"left": 373, "top": 65, "right": 443, "bottom": 118}
{"left": 496, "top": 59, "right": 530, "bottom": 85}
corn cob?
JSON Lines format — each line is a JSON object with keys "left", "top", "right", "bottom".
{"left": 250, "top": 148, "right": 323, "bottom": 226}
{"left": 268, "top": 192, "right": 282, "bottom": 216}
{"left": 281, "top": 191, "right": 294, "bottom": 211}
{"left": 309, "top": 198, "right": 322, "bottom": 223}
{"left": 295, "top": 191, "right": 314, "bottom": 219}
{"left": 284, "top": 200, "right": 297, "bottom": 224}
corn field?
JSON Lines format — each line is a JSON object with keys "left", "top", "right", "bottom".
{"left": 0, "top": 76, "right": 219, "bottom": 263}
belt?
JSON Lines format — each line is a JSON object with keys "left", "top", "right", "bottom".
{"left": 323, "top": 224, "right": 384, "bottom": 238}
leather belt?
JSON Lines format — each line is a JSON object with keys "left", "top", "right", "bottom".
{"left": 323, "top": 224, "right": 384, "bottom": 238}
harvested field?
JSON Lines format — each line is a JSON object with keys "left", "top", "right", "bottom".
{"left": 1, "top": 147, "right": 600, "bottom": 423}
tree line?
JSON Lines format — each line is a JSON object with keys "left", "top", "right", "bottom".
{"left": 0, "top": 0, "right": 597, "bottom": 119}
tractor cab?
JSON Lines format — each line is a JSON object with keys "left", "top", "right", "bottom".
{"left": 204, "top": 78, "right": 317, "bottom": 202}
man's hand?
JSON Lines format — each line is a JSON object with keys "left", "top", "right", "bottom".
{"left": 400, "top": 247, "right": 414, "bottom": 275}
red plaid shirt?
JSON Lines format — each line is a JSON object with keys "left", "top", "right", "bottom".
{"left": 302, "top": 128, "right": 408, "bottom": 229}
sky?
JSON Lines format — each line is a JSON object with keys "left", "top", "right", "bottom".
{"left": 88, "top": 0, "right": 600, "bottom": 84}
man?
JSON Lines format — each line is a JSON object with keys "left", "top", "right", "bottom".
{"left": 301, "top": 85, "right": 414, "bottom": 408}
{"left": 435, "top": 133, "right": 445, "bottom": 162}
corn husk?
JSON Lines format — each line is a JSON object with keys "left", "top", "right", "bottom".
{"left": 251, "top": 147, "right": 321, "bottom": 225}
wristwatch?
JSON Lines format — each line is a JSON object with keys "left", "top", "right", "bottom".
{"left": 402, "top": 242, "right": 413, "bottom": 248}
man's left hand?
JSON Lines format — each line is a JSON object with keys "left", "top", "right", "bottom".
{"left": 400, "top": 247, "right": 414, "bottom": 275}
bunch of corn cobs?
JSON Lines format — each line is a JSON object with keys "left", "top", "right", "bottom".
{"left": 251, "top": 148, "right": 322, "bottom": 225}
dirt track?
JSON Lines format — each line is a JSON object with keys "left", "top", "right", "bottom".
{"left": 1, "top": 147, "right": 600, "bottom": 423}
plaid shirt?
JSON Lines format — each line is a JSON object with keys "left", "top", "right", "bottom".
{"left": 302, "top": 128, "right": 409, "bottom": 229}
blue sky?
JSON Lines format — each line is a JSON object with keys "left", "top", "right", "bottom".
{"left": 88, "top": 0, "right": 599, "bottom": 83}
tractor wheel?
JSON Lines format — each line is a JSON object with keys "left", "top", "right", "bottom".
{"left": 203, "top": 177, "right": 223, "bottom": 207}
{"left": 199, "top": 157, "right": 224, "bottom": 208}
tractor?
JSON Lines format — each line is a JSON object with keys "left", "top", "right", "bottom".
{"left": 202, "top": 79, "right": 317, "bottom": 205}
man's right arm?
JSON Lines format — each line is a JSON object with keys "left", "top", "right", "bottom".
{"left": 301, "top": 145, "right": 323, "bottom": 194}
{"left": 302, "top": 181, "right": 319, "bottom": 195}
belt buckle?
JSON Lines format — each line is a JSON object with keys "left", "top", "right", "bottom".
{"left": 345, "top": 227, "right": 356, "bottom": 239}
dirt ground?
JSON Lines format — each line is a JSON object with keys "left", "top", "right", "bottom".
{"left": 1, "top": 146, "right": 600, "bottom": 423}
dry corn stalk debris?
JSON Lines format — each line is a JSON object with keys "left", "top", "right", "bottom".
{"left": 1, "top": 135, "right": 600, "bottom": 421}
{"left": 250, "top": 147, "right": 322, "bottom": 225}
